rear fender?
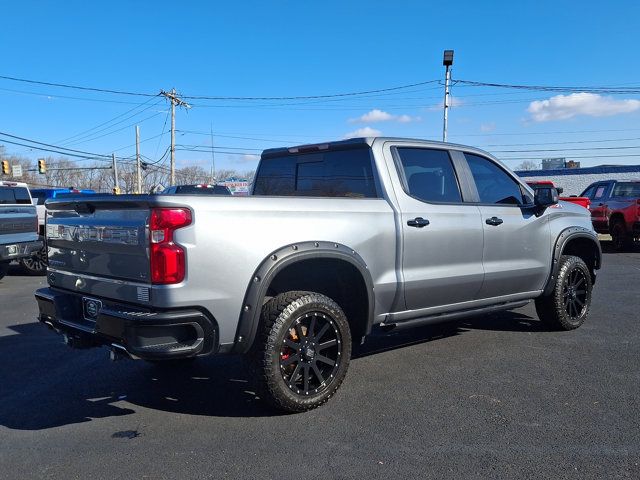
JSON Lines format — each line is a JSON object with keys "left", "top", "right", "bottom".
{"left": 232, "top": 241, "right": 374, "bottom": 354}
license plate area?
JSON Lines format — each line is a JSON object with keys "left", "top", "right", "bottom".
{"left": 82, "top": 297, "right": 102, "bottom": 323}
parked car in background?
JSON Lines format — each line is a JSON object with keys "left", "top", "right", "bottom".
{"left": 161, "top": 184, "right": 232, "bottom": 195}
{"left": 580, "top": 180, "right": 640, "bottom": 250}
{"left": 0, "top": 181, "right": 41, "bottom": 280}
{"left": 25, "top": 188, "right": 96, "bottom": 275}
{"left": 526, "top": 181, "right": 590, "bottom": 209}
{"left": 35, "top": 137, "right": 601, "bottom": 412}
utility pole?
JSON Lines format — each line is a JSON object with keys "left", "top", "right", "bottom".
{"left": 442, "top": 49, "right": 454, "bottom": 142}
{"left": 135, "top": 125, "right": 142, "bottom": 194}
{"left": 160, "top": 88, "right": 191, "bottom": 185}
{"left": 112, "top": 153, "right": 120, "bottom": 194}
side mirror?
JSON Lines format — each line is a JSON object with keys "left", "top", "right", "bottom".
{"left": 556, "top": 187, "right": 564, "bottom": 194}
{"left": 534, "top": 186, "right": 559, "bottom": 209}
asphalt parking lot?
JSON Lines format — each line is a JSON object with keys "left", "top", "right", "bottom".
{"left": 1, "top": 243, "right": 638, "bottom": 479}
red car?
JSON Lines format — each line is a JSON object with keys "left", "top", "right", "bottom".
{"left": 579, "top": 180, "right": 640, "bottom": 251}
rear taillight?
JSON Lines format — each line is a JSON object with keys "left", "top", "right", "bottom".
{"left": 149, "top": 207, "right": 192, "bottom": 284}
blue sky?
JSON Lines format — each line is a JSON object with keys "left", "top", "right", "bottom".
{"left": 1, "top": 0, "right": 640, "bottom": 173}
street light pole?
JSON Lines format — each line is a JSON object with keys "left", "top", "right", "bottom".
{"left": 442, "top": 49, "right": 454, "bottom": 142}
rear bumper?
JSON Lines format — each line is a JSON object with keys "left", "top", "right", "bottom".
{"left": 35, "top": 287, "right": 218, "bottom": 360}
{"left": 0, "top": 240, "right": 42, "bottom": 262}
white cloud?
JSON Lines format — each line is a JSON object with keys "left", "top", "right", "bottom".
{"left": 349, "top": 109, "right": 420, "bottom": 123}
{"left": 226, "top": 153, "right": 260, "bottom": 164}
{"left": 480, "top": 122, "right": 496, "bottom": 132}
{"left": 343, "top": 126, "right": 382, "bottom": 139}
{"left": 527, "top": 93, "right": 640, "bottom": 122}
{"left": 428, "top": 97, "right": 463, "bottom": 111}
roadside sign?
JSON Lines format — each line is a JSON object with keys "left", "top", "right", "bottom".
{"left": 11, "top": 164, "right": 22, "bottom": 177}
{"left": 219, "top": 179, "right": 249, "bottom": 195}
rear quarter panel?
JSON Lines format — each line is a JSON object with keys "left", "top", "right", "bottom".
{"left": 154, "top": 195, "right": 397, "bottom": 346}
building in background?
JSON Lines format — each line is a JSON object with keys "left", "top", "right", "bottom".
{"left": 516, "top": 165, "right": 640, "bottom": 196}
{"left": 541, "top": 158, "right": 581, "bottom": 170}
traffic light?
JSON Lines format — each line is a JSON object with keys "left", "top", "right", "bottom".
{"left": 1, "top": 160, "right": 9, "bottom": 175}
{"left": 113, "top": 186, "right": 121, "bottom": 194}
{"left": 37, "top": 159, "right": 46, "bottom": 174}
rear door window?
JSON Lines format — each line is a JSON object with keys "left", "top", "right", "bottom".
{"left": 465, "top": 154, "right": 524, "bottom": 205}
{"left": 394, "top": 148, "right": 462, "bottom": 203}
{"left": 593, "top": 185, "right": 608, "bottom": 201}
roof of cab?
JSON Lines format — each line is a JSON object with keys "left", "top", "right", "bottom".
{"left": 261, "top": 136, "right": 498, "bottom": 161}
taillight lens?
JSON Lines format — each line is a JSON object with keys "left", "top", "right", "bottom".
{"left": 149, "top": 208, "right": 192, "bottom": 284}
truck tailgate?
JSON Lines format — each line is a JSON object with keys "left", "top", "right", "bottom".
{"left": 46, "top": 196, "right": 151, "bottom": 283}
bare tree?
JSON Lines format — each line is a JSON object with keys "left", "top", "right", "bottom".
{"left": 516, "top": 160, "right": 539, "bottom": 171}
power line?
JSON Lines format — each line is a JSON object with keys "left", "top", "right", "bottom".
{"left": 492, "top": 145, "right": 640, "bottom": 154}
{"left": 481, "top": 136, "right": 640, "bottom": 147}
{"left": 0, "top": 73, "right": 442, "bottom": 101}
{"left": 499, "top": 153, "right": 640, "bottom": 161}
{"left": 181, "top": 80, "right": 441, "bottom": 101}
{"left": 0, "top": 86, "right": 156, "bottom": 105}
{"left": 56, "top": 96, "right": 161, "bottom": 146}
{"left": 0, "top": 74, "right": 157, "bottom": 97}
{"left": 0, "top": 137, "right": 117, "bottom": 161}
{"left": 0, "top": 131, "right": 133, "bottom": 161}
{"left": 57, "top": 111, "right": 166, "bottom": 147}
{"left": 453, "top": 78, "right": 640, "bottom": 95}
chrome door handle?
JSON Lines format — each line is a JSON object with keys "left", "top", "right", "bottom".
{"left": 485, "top": 217, "right": 504, "bottom": 226}
{"left": 407, "top": 217, "right": 430, "bottom": 228}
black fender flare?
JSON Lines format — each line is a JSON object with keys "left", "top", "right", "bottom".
{"left": 231, "top": 241, "right": 375, "bottom": 354}
{"left": 542, "top": 227, "right": 602, "bottom": 296}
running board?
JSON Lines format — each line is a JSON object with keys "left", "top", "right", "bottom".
{"left": 380, "top": 300, "right": 530, "bottom": 330}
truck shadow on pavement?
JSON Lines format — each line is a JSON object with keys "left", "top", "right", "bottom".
{"left": 1, "top": 310, "right": 542, "bottom": 429}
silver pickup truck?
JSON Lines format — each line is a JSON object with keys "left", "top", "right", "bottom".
{"left": 1, "top": 181, "right": 41, "bottom": 280}
{"left": 35, "top": 137, "right": 601, "bottom": 412}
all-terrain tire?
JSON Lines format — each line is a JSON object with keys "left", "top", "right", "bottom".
{"left": 251, "top": 291, "right": 352, "bottom": 413}
{"left": 535, "top": 255, "right": 593, "bottom": 330}
{"left": 611, "top": 220, "right": 632, "bottom": 252}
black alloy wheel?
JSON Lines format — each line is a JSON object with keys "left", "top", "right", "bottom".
{"left": 19, "top": 246, "right": 48, "bottom": 275}
{"left": 562, "top": 267, "right": 588, "bottom": 320}
{"left": 535, "top": 255, "right": 593, "bottom": 330}
{"left": 279, "top": 312, "right": 343, "bottom": 396}
{"left": 253, "top": 291, "right": 352, "bottom": 412}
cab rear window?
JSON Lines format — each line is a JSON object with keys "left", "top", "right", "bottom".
{"left": 0, "top": 187, "right": 32, "bottom": 204}
{"left": 253, "top": 147, "right": 379, "bottom": 198}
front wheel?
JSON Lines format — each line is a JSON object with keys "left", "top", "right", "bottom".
{"left": 252, "top": 291, "right": 352, "bottom": 413}
{"left": 535, "top": 255, "right": 593, "bottom": 330}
